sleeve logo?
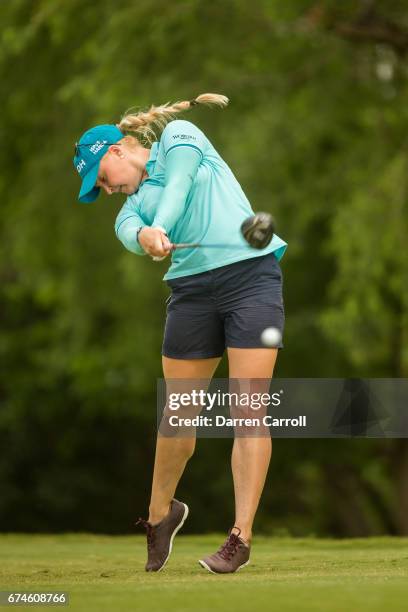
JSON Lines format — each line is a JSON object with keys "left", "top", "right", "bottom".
{"left": 171, "top": 134, "right": 197, "bottom": 141}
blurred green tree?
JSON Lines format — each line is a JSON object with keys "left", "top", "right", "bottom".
{"left": 0, "top": 0, "right": 407, "bottom": 535}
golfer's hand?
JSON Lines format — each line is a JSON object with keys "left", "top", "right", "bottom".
{"left": 138, "top": 227, "right": 173, "bottom": 259}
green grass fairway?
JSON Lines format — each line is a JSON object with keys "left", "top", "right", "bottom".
{"left": 1, "top": 535, "right": 407, "bottom": 611}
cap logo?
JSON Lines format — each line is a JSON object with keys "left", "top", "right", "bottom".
{"left": 89, "top": 140, "right": 108, "bottom": 155}
{"left": 76, "top": 159, "right": 86, "bottom": 172}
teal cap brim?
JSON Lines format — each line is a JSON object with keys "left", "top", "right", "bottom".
{"left": 78, "top": 163, "right": 100, "bottom": 203}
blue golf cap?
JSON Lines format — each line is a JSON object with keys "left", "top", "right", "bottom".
{"left": 73, "top": 124, "right": 124, "bottom": 203}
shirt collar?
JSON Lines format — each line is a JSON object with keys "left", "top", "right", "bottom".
{"left": 145, "top": 141, "right": 159, "bottom": 177}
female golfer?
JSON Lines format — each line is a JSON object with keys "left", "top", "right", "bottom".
{"left": 73, "top": 93, "right": 287, "bottom": 574}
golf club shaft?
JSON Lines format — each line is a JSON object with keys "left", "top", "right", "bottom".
{"left": 172, "top": 243, "right": 245, "bottom": 249}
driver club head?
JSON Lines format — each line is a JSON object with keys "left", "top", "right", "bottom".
{"left": 240, "top": 212, "right": 275, "bottom": 249}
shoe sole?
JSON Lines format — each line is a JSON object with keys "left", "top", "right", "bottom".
{"left": 155, "top": 502, "right": 189, "bottom": 573}
{"left": 198, "top": 559, "right": 250, "bottom": 574}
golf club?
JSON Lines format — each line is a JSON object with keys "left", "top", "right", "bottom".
{"left": 172, "top": 212, "right": 275, "bottom": 251}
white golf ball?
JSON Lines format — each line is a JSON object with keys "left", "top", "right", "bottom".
{"left": 260, "top": 327, "right": 282, "bottom": 347}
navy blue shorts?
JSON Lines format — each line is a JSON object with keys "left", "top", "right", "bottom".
{"left": 162, "top": 252, "right": 285, "bottom": 359}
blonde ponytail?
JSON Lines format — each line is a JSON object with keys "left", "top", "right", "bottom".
{"left": 118, "top": 93, "right": 229, "bottom": 145}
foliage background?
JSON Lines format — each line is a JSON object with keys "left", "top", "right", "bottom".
{"left": 1, "top": 0, "right": 407, "bottom": 536}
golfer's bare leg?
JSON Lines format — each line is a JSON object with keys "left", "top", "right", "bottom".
{"left": 148, "top": 356, "right": 221, "bottom": 525}
{"left": 227, "top": 347, "right": 278, "bottom": 544}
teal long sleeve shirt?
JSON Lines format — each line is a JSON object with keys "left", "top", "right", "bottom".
{"left": 114, "top": 120, "right": 287, "bottom": 280}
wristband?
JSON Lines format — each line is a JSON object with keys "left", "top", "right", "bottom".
{"left": 136, "top": 226, "right": 145, "bottom": 244}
